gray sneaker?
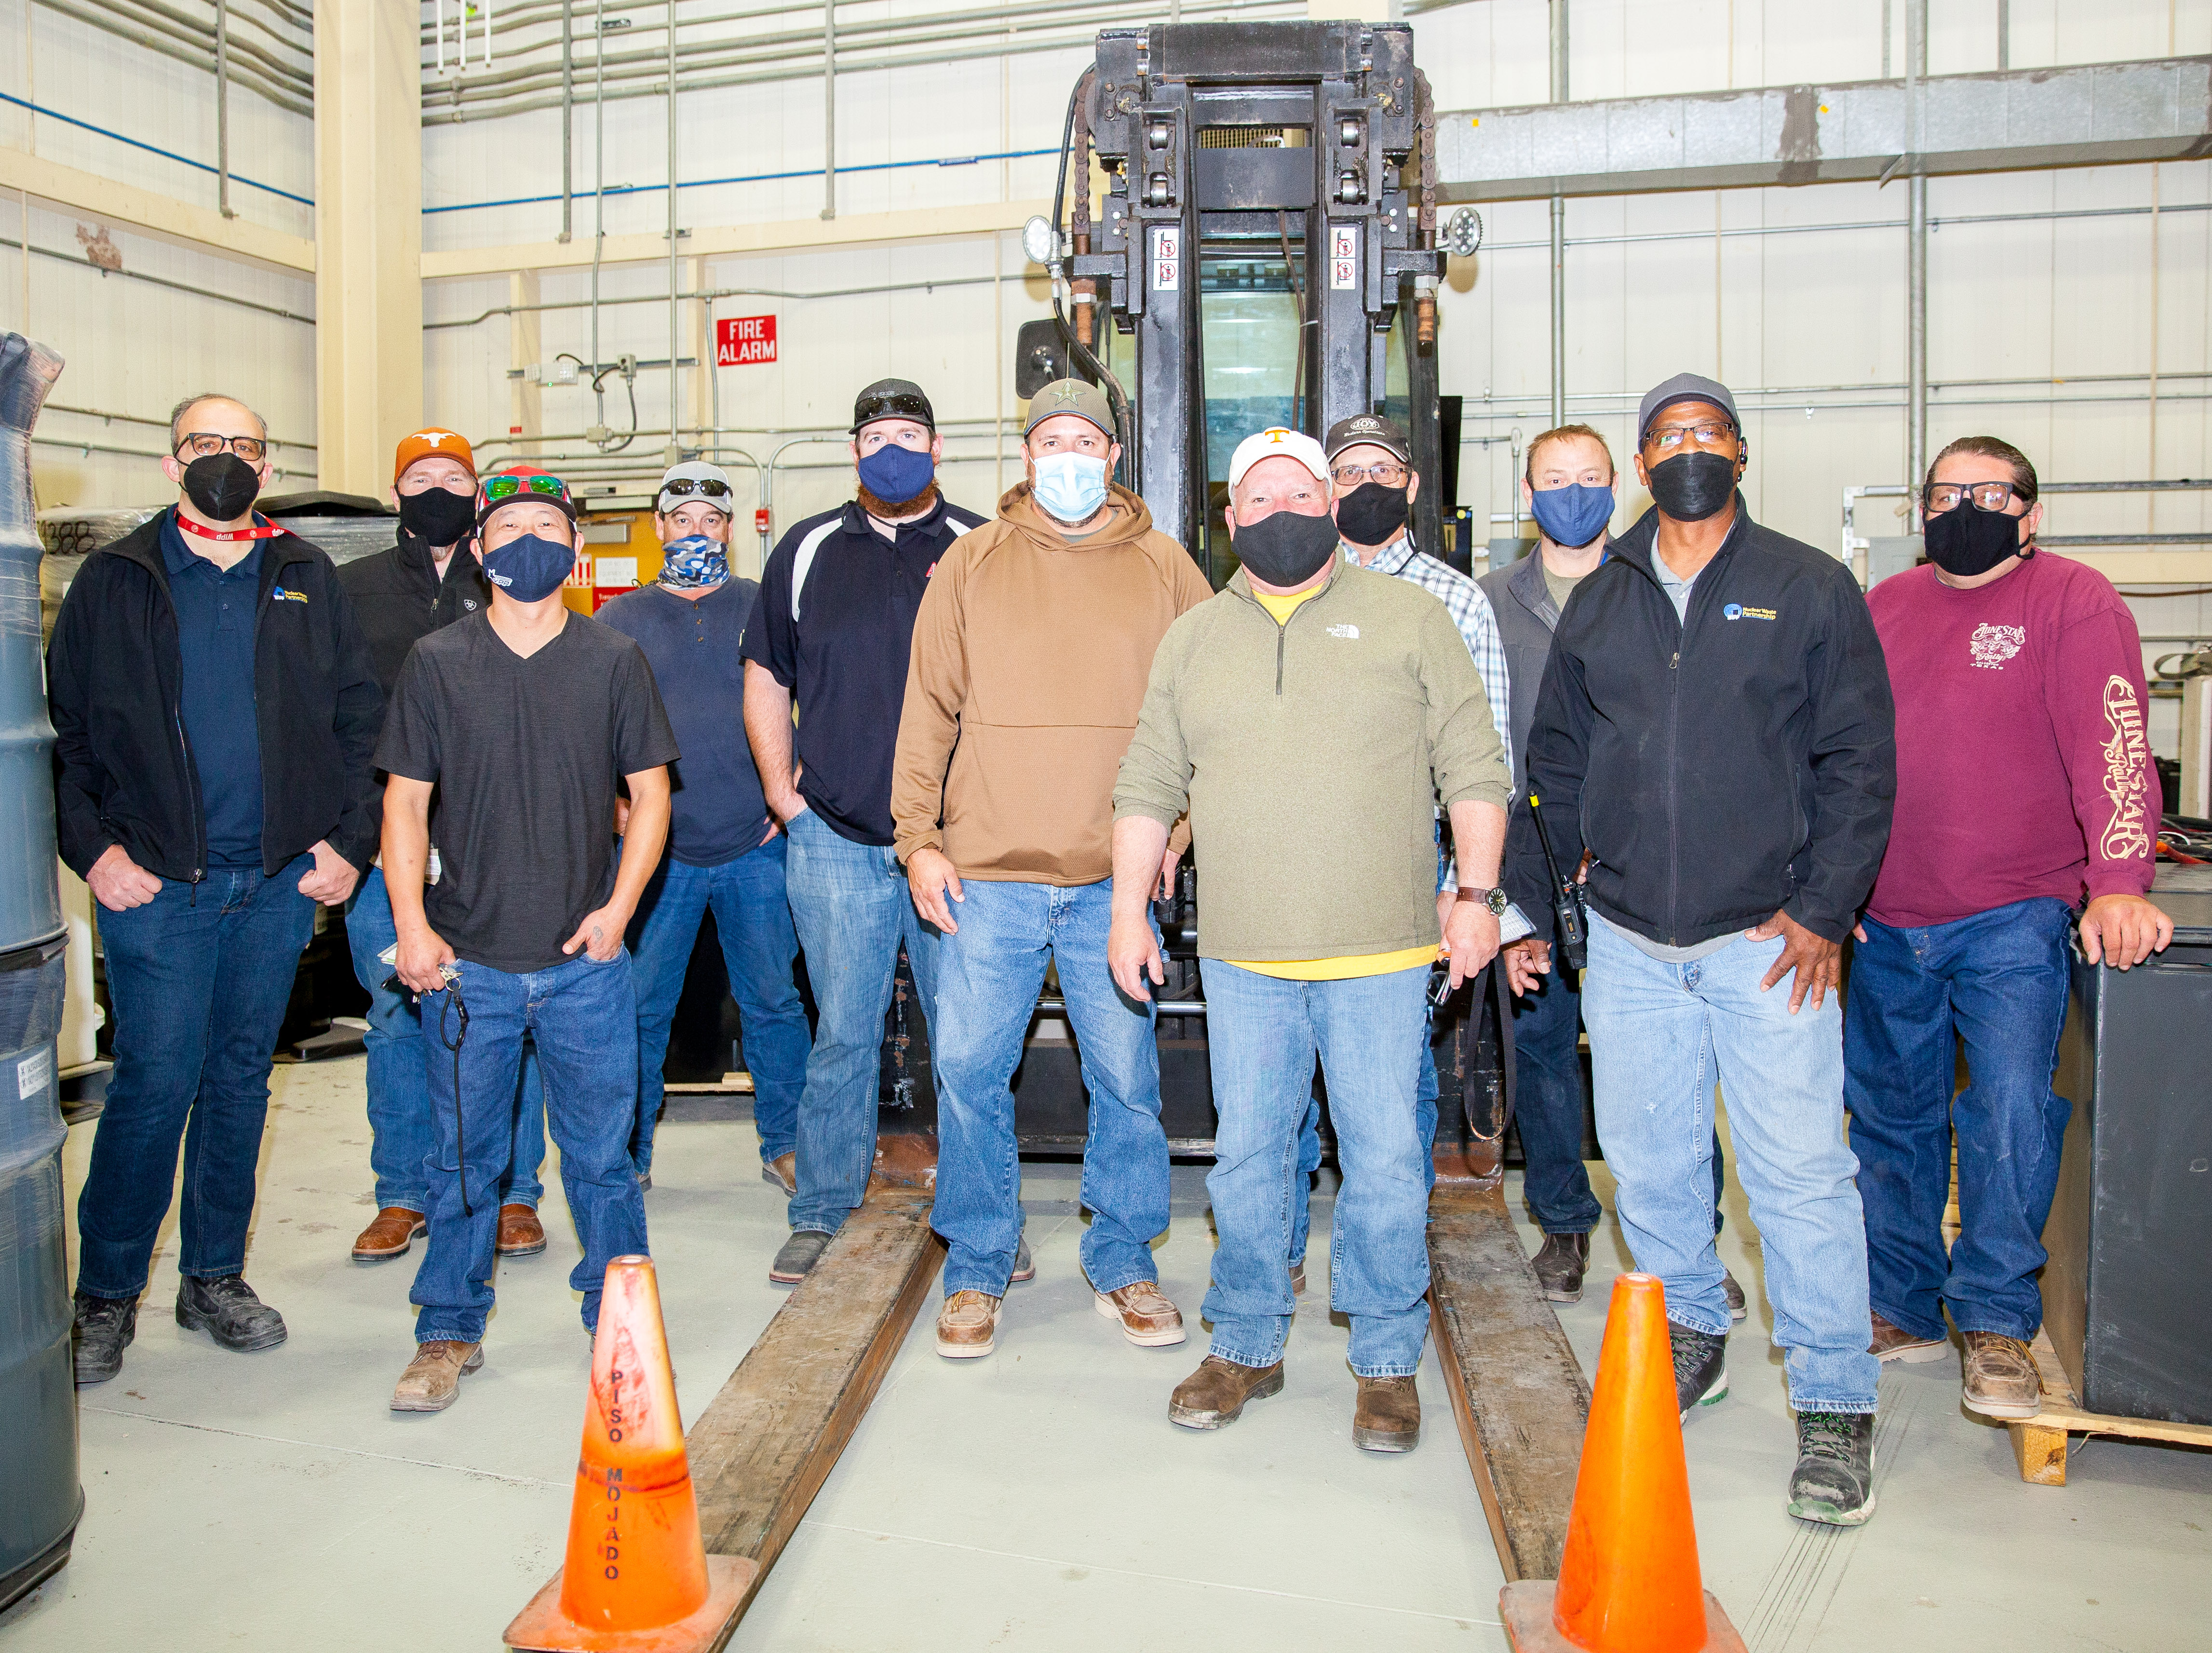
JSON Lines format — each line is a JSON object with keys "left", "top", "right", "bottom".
{"left": 769, "top": 1230, "right": 832, "bottom": 1285}
{"left": 1788, "top": 1410, "right": 1877, "bottom": 1526}
{"left": 1671, "top": 1323, "right": 1728, "bottom": 1419}
{"left": 1722, "top": 1269, "right": 1747, "bottom": 1321}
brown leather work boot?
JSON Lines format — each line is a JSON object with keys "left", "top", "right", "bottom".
{"left": 1288, "top": 1259, "right": 1308, "bottom": 1297}
{"left": 496, "top": 1204, "right": 547, "bottom": 1258}
{"left": 1093, "top": 1280, "right": 1187, "bottom": 1348}
{"left": 1870, "top": 1310, "right": 1947, "bottom": 1363}
{"left": 1170, "top": 1355, "right": 1283, "bottom": 1430}
{"left": 1353, "top": 1374, "right": 1422, "bottom": 1452}
{"left": 1961, "top": 1330, "right": 2042, "bottom": 1419}
{"left": 935, "top": 1290, "right": 1001, "bottom": 1359}
{"left": 391, "top": 1341, "right": 484, "bottom": 1412}
{"left": 761, "top": 1152, "right": 796, "bottom": 1195}
{"left": 351, "top": 1208, "right": 426, "bottom": 1263}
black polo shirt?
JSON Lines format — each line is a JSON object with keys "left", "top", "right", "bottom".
{"left": 740, "top": 497, "right": 985, "bottom": 845}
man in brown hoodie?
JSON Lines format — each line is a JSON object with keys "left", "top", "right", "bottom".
{"left": 893, "top": 379, "right": 1211, "bottom": 1360}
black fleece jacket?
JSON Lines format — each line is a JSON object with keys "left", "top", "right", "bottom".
{"left": 336, "top": 526, "right": 492, "bottom": 697}
{"left": 46, "top": 512, "right": 386, "bottom": 882}
{"left": 1504, "top": 497, "right": 1896, "bottom": 947}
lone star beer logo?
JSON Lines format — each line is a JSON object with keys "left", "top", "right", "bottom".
{"left": 1969, "top": 623, "right": 2025, "bottom": 670}
{"left": 2098, "top": 674, "right": 2152, "bottom": 863}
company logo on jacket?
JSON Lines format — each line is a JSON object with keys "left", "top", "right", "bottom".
{"left": 270, "top": 586, "right": 309, "bottom": 604}
{"left": 1722, "top": 603, "right": 1775, "bottom": 621}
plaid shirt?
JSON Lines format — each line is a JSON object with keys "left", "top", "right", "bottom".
{"left": 1343, "top": 534, "right": 1513, "bottom": 773}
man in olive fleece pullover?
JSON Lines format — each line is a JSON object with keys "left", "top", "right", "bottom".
{"left": 894, "top": 379, "right": 1211, "bottom": 1361}
{"left": 1108, "top": 426, "right": 1513, "bottom": 1454}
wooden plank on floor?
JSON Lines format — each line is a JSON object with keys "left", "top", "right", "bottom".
{"left": 1428, "top": 1180, "right": 1592, "bottom": 1583}
{"left": 683, "top": 1182, "right": 945, "bottom": 1644}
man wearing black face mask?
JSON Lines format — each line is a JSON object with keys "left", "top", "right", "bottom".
{"left": 1850, "top": 435, "right": 2167, "bottom": 1422}
{"left": 337, "top": 429, "right": 550, "bottom": 1268}
{"left": 1503, "top": 372, "right": 1897, "bottom": 1526}
{"left": 48, "top": 392, "right": 384, "bottom": 1384}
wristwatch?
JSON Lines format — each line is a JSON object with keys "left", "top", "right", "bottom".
{"left": 1455, "top": 885, "right": 1510, "bottom": 916}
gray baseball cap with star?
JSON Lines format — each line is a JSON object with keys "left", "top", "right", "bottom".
{"left": 1024, "top": 378, "right": 1116, "bottom": 442}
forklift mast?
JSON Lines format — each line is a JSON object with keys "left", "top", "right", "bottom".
{"left": 1061, "top": 22, "right": 1445, "bottom": 580}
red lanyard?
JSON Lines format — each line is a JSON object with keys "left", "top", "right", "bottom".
{"left": 175, "top": 511, "right": 284, "bottom": 542}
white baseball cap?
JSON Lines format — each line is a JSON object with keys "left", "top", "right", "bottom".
{"left": 1227, "top": 426, "right": 1331, "bottom": 490}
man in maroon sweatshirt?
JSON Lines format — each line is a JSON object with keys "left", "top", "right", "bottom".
{"left": 1849, "top": 434, "right": 2171, "bottom": 1421}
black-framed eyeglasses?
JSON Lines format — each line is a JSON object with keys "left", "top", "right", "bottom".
{"left": 660, "top": 477, "right": 732, "bottom": 501}
{"left": 1923, "top": 480, "right": 2027, "bottom": 514}
{"left": 1330, "top": 461, "right": 1409, "bottom": 487}
{"left": 1644, "top": 422, "right": 1735, "bottom": 453}
{"left": 176, "top": 432, "right": 267, "bottom": 463}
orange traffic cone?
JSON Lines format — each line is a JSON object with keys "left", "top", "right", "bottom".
{"left": 1498, "top": 1273, "right": 1746, "bottom": 1653}
{"left": 505, "top": 1256, "right": 754, "bottom": 1652}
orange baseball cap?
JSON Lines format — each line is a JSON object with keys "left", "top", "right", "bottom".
{"left": 392, "top": 427, "right": 477, "bottom": 485}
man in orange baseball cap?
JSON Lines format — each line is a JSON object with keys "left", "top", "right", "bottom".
{"left": 337, "top": 429, "right": 550, "bottom": 1270}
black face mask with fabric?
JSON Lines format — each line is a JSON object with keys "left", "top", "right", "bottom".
{"left": 1232, "top": 507, "right": 1342, "bottom": 588}
{"left": 1335, "top": 481, "right": 1410, "bottom": 546}
{"left": 399, "top": 485, "right": 478, "bottom": 548}
{"left": 1644, "top": 450, "right": 1738, "bottom": 523}
{"left": 182, "top": 452, "right": 262, "bottom": 521}
{"left": 1923, "top": 501, "right": 2027, "bottom": 578}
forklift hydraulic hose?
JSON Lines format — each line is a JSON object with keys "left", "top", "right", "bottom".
{"left": 1048, "top": 66, "right": 1133, "bottom": 459}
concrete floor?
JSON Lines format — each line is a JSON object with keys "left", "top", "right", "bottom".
{"left": 3, "top": 1053, "right": 2207, "bottom": 1651}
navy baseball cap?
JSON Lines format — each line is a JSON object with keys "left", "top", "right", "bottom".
{"left": 1637, "top": 372, "right": 1740, "bottom": 439}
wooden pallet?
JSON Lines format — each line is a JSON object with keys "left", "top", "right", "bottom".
{"left": 2009, "top": 1327, "right": 2212, "bottom": 1485}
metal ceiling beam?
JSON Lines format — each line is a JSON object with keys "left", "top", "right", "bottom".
{"left": 1436, "top": 55, "right": 2212, "bottom": 203}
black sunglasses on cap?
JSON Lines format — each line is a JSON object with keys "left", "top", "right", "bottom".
{"left": 660, "top": 477, "right": 732, "bottom": 501}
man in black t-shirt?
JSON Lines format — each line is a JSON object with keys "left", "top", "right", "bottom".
{"left": 740, "top": 379, "right": 985, "bottom": 1284}
{"left": 375, "top": 465, "right": 679, "bottom": 1414}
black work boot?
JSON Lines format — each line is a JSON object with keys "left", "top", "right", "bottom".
{"left": 1530, "top": 1233, "right": 1590, "bottom": 1302}
{"left": 175, "top": 1274, "right": 288, "bottom": 1353}
{"left": 1670, "top": 1322, "right": 1728, "bottom": 1419}
{"left": 72, "top": 1292, "right": 140, "bottom": 1386}
{"left": 1788, "top": 1410, "right": 1877, "bottom": 1526}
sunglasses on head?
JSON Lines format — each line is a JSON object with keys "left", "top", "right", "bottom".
{"left": 481, "top": 472, "right": 571, "bottom": 505}
{"left": 660, "top": 477, "right": 732, "bottom": 501}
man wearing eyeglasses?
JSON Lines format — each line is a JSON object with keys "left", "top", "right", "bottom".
{"left": 742, "top": 379, "right": 987, "bottom": 1284}
{"left": 1502, "top": 373, "right": 1896, "bottom": 1525}
{"left": 49, "top": 392, "right": 384, "bottom": 1384}
{"left": 1850, "top": 435, "right": 2167, "bottom": 1422}
{"left": 338, "top": 428, "right": 551, "bottom": 1270}
{"left": 377, "top": 465, "right": 677, "bottom": 1412}
{"left": 600, "top": 461, "right": 810, "bottom": 1196}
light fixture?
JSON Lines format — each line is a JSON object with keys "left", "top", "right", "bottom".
{"left": 1022, "top": 215, "right": 1058, "bottom": 268}
{"left": 1446, "top": 206, "right": 1484, "bottom": 258}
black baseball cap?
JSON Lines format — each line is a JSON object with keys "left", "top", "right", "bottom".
{"left": 1637, "top": 372, "right": 1740, "bottom": 439}
{"left": 1324, "top": 413, "right": 1412, "bottom": 464}
{"left": 851, "top": 378, "right": 935, "bottom": 434}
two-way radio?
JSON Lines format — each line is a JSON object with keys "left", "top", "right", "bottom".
{"left": 1526, "top": 789, "right": 1588, "bottom": 971}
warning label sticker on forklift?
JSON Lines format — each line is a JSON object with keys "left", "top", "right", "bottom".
{"left": 1153, "top": 226, "right": 1180, "bottom": 291}
{"left": 1331, "top": 226, "right": 1359, "bottom": 290}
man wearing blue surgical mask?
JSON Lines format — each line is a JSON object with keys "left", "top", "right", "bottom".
{"left": 741, "top": 379, "right": 987, "bottom": 1284}
{"left": 892, "top": 378, "right": 1211, "bottom": 1360}
{"left": 600, "top": 461, "right": 812, "bottom": 1198}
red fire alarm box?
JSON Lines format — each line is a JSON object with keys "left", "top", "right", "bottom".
{"left": 717, "top": 315, "right": 777, "bottom": 366}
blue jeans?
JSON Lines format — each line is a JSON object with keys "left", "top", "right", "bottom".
{"left": 1581, "top": 915, "right": 1877, "bottom": 1413}
{"left": 627, "top": 837, "right": 811, "bottom": 1175}
{"left": 782, "top": 808, "right": 940, "bottom": 1235}
{"left": 1202, "top": 960, "right": 1433, "bottom": 1378}
{"left": 931, "top": 879, "right": 1166, "bottom": 1297}
{"left": 1289, "top": 1016, "right": 1440, "bottom": 1267}
{"left": 1507, "top": 963, "right": 1604, "bottom": 1234}
{"left": 344, "top": 866, "right": 545, "bottom": 1210}
{"left": 410, "top": 952, "right": 648, "bottom": 1342}
{"left": 77, "top": 859, "right": 314, "bottom": 1299}
{"left": 1845, "top": 898, "right": 2074, "bottom": 1343}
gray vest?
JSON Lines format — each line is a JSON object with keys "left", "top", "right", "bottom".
{"left": 1477, "top": 552, "right": 1563, "bottom": 797}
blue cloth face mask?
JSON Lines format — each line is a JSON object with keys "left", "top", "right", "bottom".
{"left": 657, "top": 533, "right": 728, "bottom": 590}
{"left": 1032, "top": 452, "right": 1111, "bottom": 524}
{"left": 1528, "top": 482, "right": 1615, "bottom": 549}
{"left": 855, "top": 442, "right": 937, "bottom": 506}
{"left": 481, "top": 532, "right": 574, "bottom": 603}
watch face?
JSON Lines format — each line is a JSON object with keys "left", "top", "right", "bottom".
{"left": 1486, "top": 887, "right": 1509, "bottom": 915}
